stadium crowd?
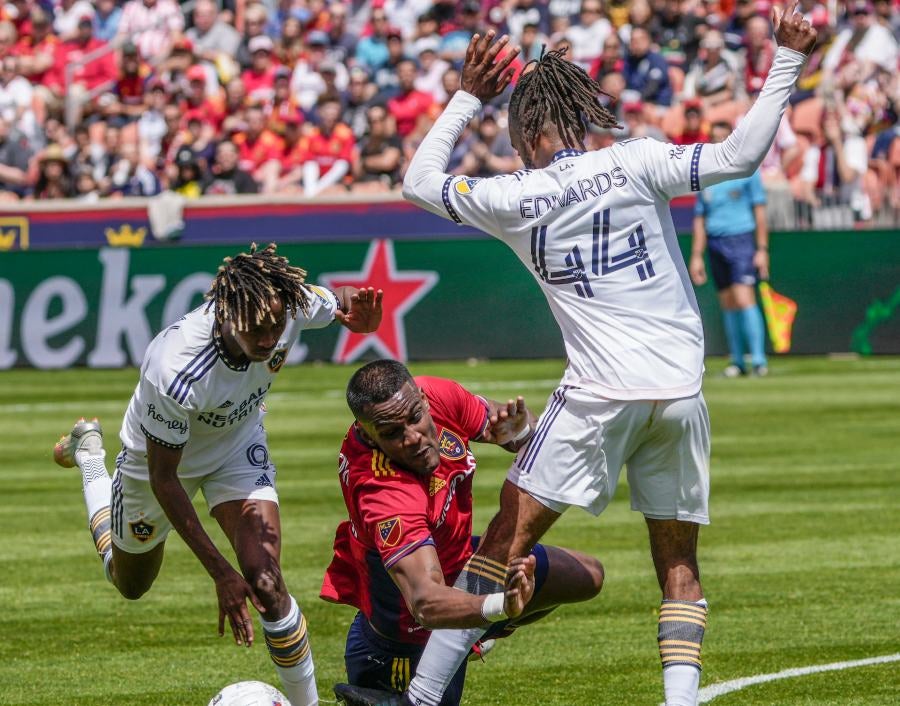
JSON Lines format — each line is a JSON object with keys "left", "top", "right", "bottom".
{"left": 0, "top": 0, "right": 896, "bottom": 219}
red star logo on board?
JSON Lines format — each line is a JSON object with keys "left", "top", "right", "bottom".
{"left": 319, "top": 239, "right": 438, "bottom": 363}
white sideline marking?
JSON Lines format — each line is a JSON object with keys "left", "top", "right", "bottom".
{"left": 691, "top": 653, "right": 900, "bottom": 703}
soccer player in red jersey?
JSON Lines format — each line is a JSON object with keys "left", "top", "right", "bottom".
{"left": 323, "top": 360, "right": 605, "bottom": 706}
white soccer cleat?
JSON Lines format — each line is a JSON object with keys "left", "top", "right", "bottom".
{"left": 53, "top": 417, "right": 104, "bottom": 468}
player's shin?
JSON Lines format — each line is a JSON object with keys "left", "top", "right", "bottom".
{"left": 79, "top": 447, "right": 113, "bottom": 581}
{"left": 658, "top": 598, "right": 708, "bottom": 706}
{"left": 261, "top": 595, "right": 319, "bottom": 706}
{"left": 406, "top": 554, "right": 508, "bottom": 706}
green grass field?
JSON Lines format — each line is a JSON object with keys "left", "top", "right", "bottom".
{"left": 1, "top": 357, "right": 898, "bottom": 706}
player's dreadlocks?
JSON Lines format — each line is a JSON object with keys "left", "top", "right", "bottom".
{"left": 206, "top": 242, "right": 311, "bottom": 332}
{"left": 508, "top": 47, "right": 620, "bottom": 151}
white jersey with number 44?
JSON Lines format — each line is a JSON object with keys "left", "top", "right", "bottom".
{"left": 403, "top": 47, "right": 807, "bottom": 400}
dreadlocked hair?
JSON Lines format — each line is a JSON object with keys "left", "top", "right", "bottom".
{"left": 206, "top": 242, "right": 311, "bottom": 332}
{"left": 508, "top": 46, "right": 620, "bottom": 150}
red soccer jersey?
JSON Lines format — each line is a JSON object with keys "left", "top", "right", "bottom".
{"left": 321, "top": 376, "right": 489, "bottom": 644}
{"left": 233, "top": 128, "right": 284, "bottom": 172}
{"left": 297, "top": 123, "right": 355, "bottom": 172}
{"left": 387, "top": 89, "right": 435, "bottom": 138}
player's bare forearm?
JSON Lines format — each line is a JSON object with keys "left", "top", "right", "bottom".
{"left": 691, "top": 217, "right": 708, "bottom": 255}
{"left": 390, "top": 545, "right": 517, "bottom": 629}
{"left": 753, "top": 204, "right": 769, "bottom": 249}
{"left": 146, "top": 440, "right": 231, "bottom": 578}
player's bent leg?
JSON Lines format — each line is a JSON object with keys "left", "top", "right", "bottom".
{"left": 214, "top": 498, "right": 318, "bottom": 706}
{"left": 519, "top": 544, "right": 604, "bottom": 616}
{"left": 648, "top": 518, "right": 707, "bottom": 706}
{"left": 109, "top": 542, "right": 166, "bottom": 599}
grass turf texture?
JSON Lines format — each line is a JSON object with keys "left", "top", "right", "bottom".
{"left": 1, "top": 357, "right": 898, "bottom": 706}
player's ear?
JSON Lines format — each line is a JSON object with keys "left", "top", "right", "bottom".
{"left": 355, "top": 420, "right": 376, "bottom": 446}
{"left": 418, "top": 387, "right": 430, "bottom": 411}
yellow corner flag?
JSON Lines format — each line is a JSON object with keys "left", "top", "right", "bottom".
{"left": 758, "top": 282, "right": 798, "bottom": 353}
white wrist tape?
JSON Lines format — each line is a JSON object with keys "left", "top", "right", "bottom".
{"left": 511, "top": 423, "right": 532, "bottom": 444}
{"left": 480, "top": 592, "right": 508, "bottom": 623}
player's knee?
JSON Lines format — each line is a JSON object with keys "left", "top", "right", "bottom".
{"left": 115, "top": 578, "right": 152, "bottom": 600}
{"left": 586, "top": 558, "right": 605, "bottom": 598}
{"left": 249, "top": 567, "right": 286, "bottom": 607}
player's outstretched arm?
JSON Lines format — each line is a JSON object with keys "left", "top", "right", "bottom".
{"left": 146, "top": 439, "right": 265, "bottom": 647}
{"left": 477, "top": 396, "right": 537, "bottom": 452}
{"left": 389, "top": 544, "right": 528, "bottom": 629}
{"left": 333, "top": 286, "right": 384, "bottom": 333}
{"left": 648, "top": 2, "right": 815, "bottom": 200}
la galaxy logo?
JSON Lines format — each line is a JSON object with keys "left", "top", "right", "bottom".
{"left": 438, "top": 429, "right": 466, "bottom": 460}
{"left": 454, "top": 178, "right": 480, "bottom": 196}
{"left": 268, "top": 347, "right": 288, "bottom": 373}
{"left": 129, "top": 517, "right": 155, "bottom": 543}
{"left": 377, "top": 517, "right": 402, "bottom": 548}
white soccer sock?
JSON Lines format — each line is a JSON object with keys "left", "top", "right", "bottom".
{"left": 261, "top": 595, "right": 318, "bottom": 706}
{"left": 406, "top": 626, "right": 484, "bottom": 706}
{"left": 660, "top": 598, "right": 708, "bottom": 706}
{"left": 75, "top": 448, "right": 113, "bottom": 579}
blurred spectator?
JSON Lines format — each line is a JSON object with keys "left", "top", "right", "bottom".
{"left": 172, "top": 146, "right": 205, "bottom": 198}
{"left": 92, "top": 0, "right": 122, "bottom": 43}
{"left": 343, "top": 66, "right": 375, "bottom": 138}
{"left": 759, "top": 115, "right": 802, "bottom": 184}
{"left": 236, "top": 3, "right": 269, "bottom": 70}
{"left": 440, "top": 2, "right": 482, "bottom": 64}
{"left": 324, "top": 1, "right": 357, "bottom": 65}
{"left": 232, "top": 103, "right": 282, "bottom": 186}
{"left": 74, "top": 170, "right": 100, "bottom": 201}
{"left": 724, "top": 0, "right": 761, "bottom": 51}
{"left": 371, "top": 29, "right": 406, "bottom": 97}
{"left": 53, "top": 0, "right": 94, "bottom": 42}
{"left": 137, "top": 80, "right": 168, "bottom": 162}
{"left": 267, "top": 66, "right": 302, "bottom": 134}
{"left": 387, "top": 59, "right": 435, "bottom": 139}
{"left": 242, "top": 35, "right": 279, "bottom": 103}
{"left": 673, "top": 99, "right": 709, "bottom": 145}
{"left": 292, "top": 31, "right": 349, "bottom": 111}
{"left": 295, "top": 96, "right": 353, "bottom": 196}
{"left": 108, "top": 142, "right": 159, "bottom": 196}
{"left": 504, "top": 0, "right": 551, "bottom": 44}
{"left": 0, "top": 55, "right": 37, "bottom": 142}
{"left": 355, "top": 7, "right": 391, "bottom": 71}
{"left": 17, "top": 9, "right": 60, "bottom": 91}
{"left": 70, "top": 124, "right": 106, "bottom": 183}
{"left": 186, "top": 0, "right": 241, "bottom": 71}
{"left": 624, "top": 27, "right": 673, "bottom": 107}
{"left": 684, "top": 30, "right": 739, "bottom": 107}
{"left": 34, "top": 143, "right": 74, "bottom": 198}
{"left": 651, "top": 0, "right": 705, "bottom": 69}
{"left": 518, "top": 22, "right": 548, "bottom": 64}
{"left": 414, "top": 39, "right": 450, "bottom": 102}
{"left": 618, "top": 0, "right": 653, "bottom": 45}
{"left": 275, "top": 16, "right": 304, "bottom": 69}
{"left": 589, "top": 32, "right": 624, "bottom": 81}
{"left": 743, "top": 15, "right": 775, "bottom": 97}
{"left": 353, "top": 103, "right": 403, "bottom": 193}
{"left": 823, "top": 0, "right": 898, "bottom": 74}
{"left": 101, "top": 42, "right": 150, "bottom": 125}
{"left": 117, "top": 0, "right": 184, "bottom": 60}
{"left": 619, "top": 100, "right": 666, "bottom": 140}
{"left": 458, "top": 107, "right": 520, "bottom": 177}
{"left": 49, "top": 15, "right": 117, "bottom": 126}
{"left": 203, "top": 140, "right": 258, "bottom": 194}
{"left": 566, "top": 0, "right": 612, "bottom": 68}
{"left": 793, "top": 7, "right": 834, "bottom": 101}
{"left": 798, "top": 108, "right": 871, "bottom": 221}
{"left": 0, "top": 116, "right": 31, "bottom": 198}
{"left": 270, "top": 112, "right": 306, "bottom": 193}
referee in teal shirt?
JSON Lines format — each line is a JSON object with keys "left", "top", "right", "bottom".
{"left": 689, "top": 121, "right": 770, "bottom": 377}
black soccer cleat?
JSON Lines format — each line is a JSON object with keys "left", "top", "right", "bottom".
{"left": 333, "top": 683, "right": 413, "bottom": 706}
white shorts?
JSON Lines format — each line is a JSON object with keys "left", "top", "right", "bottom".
{"left": 110, "top": 424, "right": 280, "bottom": 553}
{"left": 508, "top": 386, "right": 710, "bottom": 523}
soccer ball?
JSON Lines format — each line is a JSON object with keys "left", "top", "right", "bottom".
{"left": 208, "top": 681, "right": 292, "bottom": 706}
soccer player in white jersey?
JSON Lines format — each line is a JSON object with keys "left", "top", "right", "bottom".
{"left": 53, "top": 243, "right": 383, "bottom": 706}
{"left": 335, "top": 5, "right": 816, "bottom": 706}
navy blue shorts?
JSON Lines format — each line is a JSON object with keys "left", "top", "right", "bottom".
{"left": 343, "top": 542, "right": 551, "bottom": 706}
{"left": 707, "top": 231, "right": 758, "bottom": 290}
